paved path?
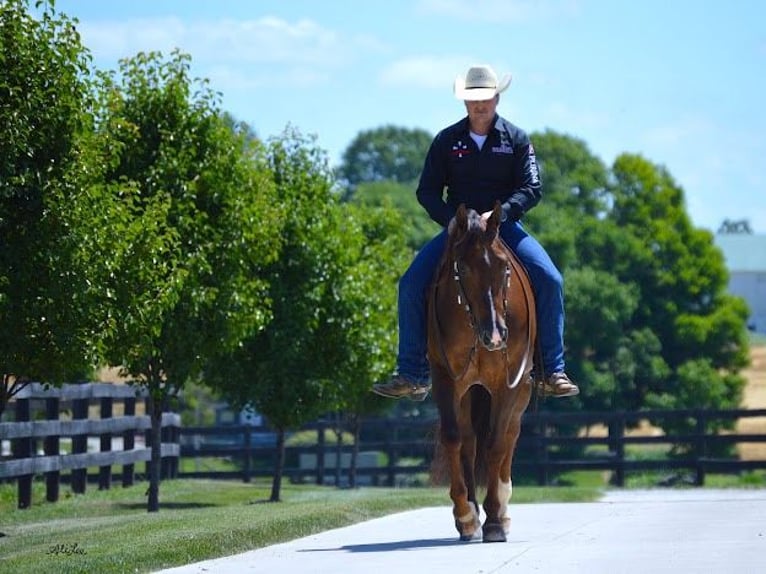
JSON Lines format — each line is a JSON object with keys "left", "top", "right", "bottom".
{"left": 155, "top": 489, "right": 766, "bottom": 574}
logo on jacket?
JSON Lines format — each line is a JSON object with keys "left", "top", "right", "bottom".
{"left": 529, "top": 144, "right": 540, "bottom": 185}
{"left": 451, "top": 140, "right": 470, "bottom": 158}
{"left": 491, "top": 144, "right": 513, "bottom": 154}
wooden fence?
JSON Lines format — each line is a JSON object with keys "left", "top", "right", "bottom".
{"left": 177, "top": 408, "right": 766, "bottom": 487}
{"left": 0, "top": 383, "right": 181, "bottom": 508}
{"left": 4, "top": 397, "right": 766, "bottom": 509}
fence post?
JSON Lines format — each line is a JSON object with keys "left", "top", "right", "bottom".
{"left": 695, "top": 412, "right": 706, "bottom": 486}
{"left": 386, "top": 419, "right": 396, "bottom": 487}
{"left": 160, "top": 399, "right": 171, "bottom": 480}
{"left": 243, "top": 425, "right": 252, "bottom": 483}
{"left": 170, "top": 416, "right": 179, "bottom": 479}
{"left": 122, "top": 397, "right": 135, "bottom": 487}
{"left": 99, "top": 397, "right": 113, "bottom": 490}
{"left": 315, "top": 421, "right": 326, "bottom": 486}
{"left": 608, "top": 413, "right": 626, "bottom": 487}
{"left": 44, "top": 397, "right": 60, "bottom": 502}
{"left": 71, "top": 398, "right": 89, "bottom": 494}
{"left": 14, "top": 398, "right": 32, "bottom": 509}
{"left": 144, "top": 397, "right": 152, "bottom": 479}
{"left": 535, "top": 415, "right": 549, "bottom": 486}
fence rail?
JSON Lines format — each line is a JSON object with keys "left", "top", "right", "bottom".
{"left": 0, "top": 383, "right": 181, "bottom": 508}
{"left": 3, "top": 392, "right": 766, "bottom": 509}
{"left": 176, "top": 408, "right": 766, "bottom": 487}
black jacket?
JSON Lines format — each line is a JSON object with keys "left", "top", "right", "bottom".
{"left": 416, "top": 114, "right": 542, "bottom": 227}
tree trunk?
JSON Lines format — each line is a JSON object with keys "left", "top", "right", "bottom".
{"left": 1, "top": 375, "right": 30, "bottom": 422}
{"left": 350, "top": 415, "right": 361, "bottom": 489}
{"left": 147, "top": 391, "right": 162, "bottom": 512}
{"left": 270, "top": 428, "right": 286, "bottom": 502}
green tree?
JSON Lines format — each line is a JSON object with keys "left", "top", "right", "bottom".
{"left": 350, "top": 179, "right": 440, "bottom": 251}
{"left": 523, "top": 130, "right": 611, "bottom": 271}
{"left": 337, "top": 125, "right": 432, "bottom": 197}
{"left": 607, "top": 154, "right": 749, "bottom": 424}
{"left": 523, "top": 135, "right": 748, "bottom": 434}
{"left": 205, "top": 128, "right": 342, "bottom": 502}
{"left": 316, "top": 202, "right": 411, "bottom": 486}
{"left": 0, "top": 0, "right": 106, "bottom": 418}
{"left": 93, "top": 50, "right": 282, "bottom": 511}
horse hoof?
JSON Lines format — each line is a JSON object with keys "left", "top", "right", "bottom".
{"left": 455, "top": 523, "right": 480, "bottom": 542}
{"left": 482, "top": 523, "right": 507, "bottom": 543}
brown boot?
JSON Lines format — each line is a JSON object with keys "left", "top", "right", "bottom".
{"left": 541, "top": 372, "right": 579, "bottom": 398}
{"left": 372, "top": 375, "right": 431, "bottom": 402}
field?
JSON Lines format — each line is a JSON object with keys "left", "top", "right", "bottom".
{"left": 738, "top": 344, "right": 766, "bottom": 459}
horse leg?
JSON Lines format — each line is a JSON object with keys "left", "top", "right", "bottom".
{"left": 481, "top": 399, "right": 520, "bottom": 543}
{"left": 481, "top": 428, "right": 508, "bottom": 543}
{"left": 497, "top": 424, "right": 520, "bottom": 535}
{"left": 460, "top": 431, "right": 478, "bottom": 526}
{"left": 496, "top": 408, "right": 527, "bottom": 536}
{"left": 440, "top": 396, "right": 480, "bottom": 541}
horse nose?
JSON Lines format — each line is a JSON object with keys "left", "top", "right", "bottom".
{"left": 481, "top": 326, "right": 508, "bottom": 350}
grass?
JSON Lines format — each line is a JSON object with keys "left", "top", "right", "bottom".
{"left": 0, "top": 478, "right": 600, "bottom": 574}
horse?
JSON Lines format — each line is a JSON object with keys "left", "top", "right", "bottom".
{"left": 428, "top": 202, "right": 535, "bottom": 543}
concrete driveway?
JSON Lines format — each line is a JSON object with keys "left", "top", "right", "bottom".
{"left": 154, "top": 489, "right": 766, "bottom": 574}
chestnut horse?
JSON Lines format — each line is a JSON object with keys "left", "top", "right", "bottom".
{"left": 428, "top": 203, "right": 535, "bottom": 543}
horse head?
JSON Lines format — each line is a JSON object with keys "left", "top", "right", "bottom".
{"left": 448, "top": 202, "right": 510, "bottom": 351}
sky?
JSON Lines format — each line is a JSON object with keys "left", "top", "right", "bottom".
{"left": 52, "top": 0, "right": 766, "bottom": 233}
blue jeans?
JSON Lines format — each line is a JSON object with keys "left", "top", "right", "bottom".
{"left": 396, "top": 221, "right": 565, "bottom": 382}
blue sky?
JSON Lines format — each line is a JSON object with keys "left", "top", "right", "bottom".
{"left": 54, "top": 0, "right": 766, "bottom": 233}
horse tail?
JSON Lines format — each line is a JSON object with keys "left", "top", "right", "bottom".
{"left": 471, "top": 385, "right": 492, "bottom": 485}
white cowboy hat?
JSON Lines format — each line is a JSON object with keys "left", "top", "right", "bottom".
{"left": 453, "top": 65, "right": 512, "bottom": 101}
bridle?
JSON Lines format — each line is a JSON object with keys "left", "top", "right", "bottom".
{"left": 431, "top": 244, "right": 534, "bottom": 389}
{"left": 452, "top": 258, "right": 512, "bottom": 334}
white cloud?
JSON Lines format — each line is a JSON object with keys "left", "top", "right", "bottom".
{"left": 76, "top": 15, "right": 377, "bottom": 90}
{"left": 541, "top": 102, "right": 611, "bottom": 135}
{"left": 416, "top": 0, "right": 580, "bottom": 22}
{"left": 379, "top": 56, "right": 470, "bottom": 88}
{"left": 642, "top": 116, "right": 714, "bottom": 148}
{"left": 379, "top": 56, "right": 521, "bottom": 90}
{"left": 79, "top": 16, "right": 342, "bottom": 65}
{"left": 78, "top": 17, "right": 185, "bottom": 60}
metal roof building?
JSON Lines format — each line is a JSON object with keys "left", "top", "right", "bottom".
{"left": 714, "top": 234, "right": 766, "bottom": 334}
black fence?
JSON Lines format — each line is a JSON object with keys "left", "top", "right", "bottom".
{"left": 4, "top": 396, "right": 766, "bottom": 510}
{"left": 0, "top": 383, "right": 181, "bottom": 508}
{"left": 177, "top": 408, "right": 766, "bottom": 487}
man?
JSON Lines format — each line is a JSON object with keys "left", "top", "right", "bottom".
{"left": 372, "top": 64, "right": 579, "bottom": 402}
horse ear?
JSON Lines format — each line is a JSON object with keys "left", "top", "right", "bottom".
{"left": 485, "top": 202, "right": 502, "bottom": 239}
{"left": 455, "top": 204, "right": 469, "bottom": 232}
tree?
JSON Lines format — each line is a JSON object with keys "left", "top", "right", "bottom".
{"left": 528, "top": 129, "right": 610, "bottom": 219}
{"left": 205, "top": 128, "right": 343, "bottom": 502}
{"left": 523, "top": 135, "right": 749, "bottom": 434}
{"left": 350, "top": 179, "right": 440, "bottom": 251}
{"left": 609, "top": 154, "right": 749, "bottom": 371}
{"left": 315, "top": 202, "right": 411, "bottom": 487}
{"left": 337, "top": 125, "right": 432, "bottom": 198}
{"left": 93, "top": 50, "right": 282, "bottom": 511}
{"left": 0, "top": 0, "right": 107, "bottom": 418}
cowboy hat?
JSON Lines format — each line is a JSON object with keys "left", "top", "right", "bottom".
{"left": 453, "top": 65, "right": 512, "bottom": 101}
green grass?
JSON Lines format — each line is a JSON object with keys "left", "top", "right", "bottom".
{"left": 0, "top": 478, "right": 600, "bottom": 574}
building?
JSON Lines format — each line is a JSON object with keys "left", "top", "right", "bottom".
{"left": 714, "top": 233, "right": 766, "bottom": 334}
